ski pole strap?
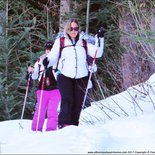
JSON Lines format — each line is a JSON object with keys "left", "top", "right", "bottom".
{"left": 82, "top": 47, "right": 99, "bottom": 109}
{"left": 27, "top": 72, "right": 32, "bottom": 87}
{"left": 41, "top": 68, "right": 47, "bottom": 90}
{"left": 92, "top": 48, "right": 98, "bottom": 65}
{"left": 41, "top": 74, "right": 46, "bottom": 90}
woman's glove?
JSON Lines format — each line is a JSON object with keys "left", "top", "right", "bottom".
{"left": 97, "top": 27, "right": 104, "bottom": 38}
{"left": 88, "top": 64, "right": 97, "bottom": 73}
{"left": 95, "top": 27, "right": 104, "bottom": 47}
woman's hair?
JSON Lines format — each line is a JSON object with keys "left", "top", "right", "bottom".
{"left": 64, "top": 18, "right": 80, "bottom": 34}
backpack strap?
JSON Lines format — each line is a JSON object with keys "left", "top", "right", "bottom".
{"left": 59, "top": 37, "right": 65, "bottom": 60}
{"left": 54, "top": 37, "right": 65, "bottom": 72}
{"left": 82, "top": 39, "right": 93, "bottom": 65}
{"left": 82, "top": 39, "right": 88, "bottom": 55}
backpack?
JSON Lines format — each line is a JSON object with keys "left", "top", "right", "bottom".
{"left": 37, "top": 66, "right": 57, "bottom": 90}
{"left": 55, "top": 37, "right": 93, "bottom": 72}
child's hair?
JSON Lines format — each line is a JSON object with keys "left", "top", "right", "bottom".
{"left": 45, "top": 41, "right": 54, "bottom": 50}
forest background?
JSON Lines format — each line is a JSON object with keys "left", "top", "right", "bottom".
{"left": 0, "top": 0, "right": 155, "bottom": 121}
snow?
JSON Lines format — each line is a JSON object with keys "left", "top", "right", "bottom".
{"left": 1, "top": 74, "right": 155, "bottom": 154}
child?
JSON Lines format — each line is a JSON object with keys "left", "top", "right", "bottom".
{"left": 28, "top": 41, "right": 61, "bottom": 131}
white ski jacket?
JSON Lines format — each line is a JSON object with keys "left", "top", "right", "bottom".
{"left": 46, "top": 35, "right": 104, "bottom": 79}
{"left": 31, "top": 54, "right": 46, "bottom": 81}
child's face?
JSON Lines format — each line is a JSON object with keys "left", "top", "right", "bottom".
{"left": 45, "top": 49, "right": 50, "bottom": 54}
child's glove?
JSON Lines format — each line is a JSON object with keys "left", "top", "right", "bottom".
{"left": 43, "top": 57, "right": 49, "bottom": 69}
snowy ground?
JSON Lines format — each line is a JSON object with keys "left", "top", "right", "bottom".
{"left": 0, "top": 73, "right": 155, "bottom": 154}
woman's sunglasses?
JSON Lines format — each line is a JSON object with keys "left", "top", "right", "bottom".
{"left": 70, "top": 27, "right": 79, "bottom": 32}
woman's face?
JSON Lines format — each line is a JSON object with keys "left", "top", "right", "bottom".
{"left": 68, "top": 22, "right": 79, "bottom": 40}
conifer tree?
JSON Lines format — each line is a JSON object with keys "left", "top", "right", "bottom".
{"left": 0, "top": 0, "right": 59, "bottom": 121}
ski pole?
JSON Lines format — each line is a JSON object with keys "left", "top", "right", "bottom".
{"left": 82, "top": 48, "right": 98, "bottom": 109}
{"left": 94, "top": 72, "right": 129, "bottom": 117}
{"left": 82, "top": 27, "right": 104, "bottom": 109}
{"left": 19, "top": 73, "right": 32, "bottom": 129}
{"left": 93, "top": 72, "right": 105, "bottom": 99}
{"left": 36, "top": 69, "right": 46, "bottom": 132}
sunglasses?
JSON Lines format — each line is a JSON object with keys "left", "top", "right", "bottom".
{"left": 45, "top": 43, "right": 53, "bottom": 47}
{"left": 46, "top": 43, "right": 53, "bottom": 46}
{"left": 70, "top": 27, "right": 79, "bottom": 32}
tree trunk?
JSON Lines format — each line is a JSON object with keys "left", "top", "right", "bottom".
{"left": 86, "top": 0, "right": 90, "bottom": 34}
{"left": 119, "top": 4, "right": 155, "bottom": 89}
{"left": 59, "top": 0, "right": 72, "bottom": 32}
{"left": 149, "top": 14, "right": 155, "bottom": 72}
{"left": 0, "top": 11, "right": 5, "bottom": 47}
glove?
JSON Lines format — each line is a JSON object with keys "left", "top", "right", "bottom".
{"left": 43, "top": 57, "right": 49, "bottom": 68}
{"left": 26, "top": 71, "right": 32, "bottom": 80}
{"left": 28, "top": 66, "right": 34, "bottom": 74}
{"left": 97, "top": 27, "right": 104, "bottom": 38}
{"left": 88, "top": 64, "right": 97, "bottom": 73}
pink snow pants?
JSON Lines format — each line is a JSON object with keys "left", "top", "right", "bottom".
{"left": 32, "top": 89, "right": 61, "bottom": 131}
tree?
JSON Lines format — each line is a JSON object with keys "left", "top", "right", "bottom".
{"left": 86, "top": 0, "right": 90, "bottom": 33}
{"left": 59, "top": 0, "right": 73, "bottom": 32}
{"left": 119, "top": 0, "right": 155, "bottom": 88}
{"left": 1, "top": 0, "right": 154, "bottom": 121}
{"left": 0, "top": 0, "right": 60, "bottom": 121}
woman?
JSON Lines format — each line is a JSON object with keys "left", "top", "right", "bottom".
{"left": 43, "top": 18, "right": 104, "bottom": 129}
{"left": 28, "top": 41, "right": 61, "bottom": 131}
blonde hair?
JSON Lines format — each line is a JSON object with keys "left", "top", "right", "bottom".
{"left": 64, "top": 18, "right": 80, "bottom": 35}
